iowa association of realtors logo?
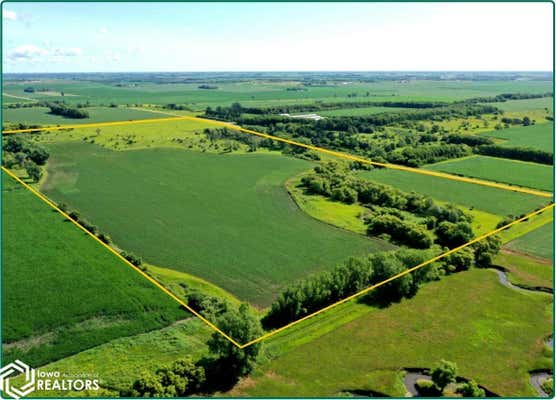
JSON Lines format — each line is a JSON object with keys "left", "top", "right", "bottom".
{"left": 0, "top": 360, "right": 36, "bottom": 399}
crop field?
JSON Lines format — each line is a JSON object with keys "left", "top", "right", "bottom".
{"left": 232, "top": 268, "right": 552, "bottom": 397}
{"left": 359, "top": 168, "right": 548, "bottom": 217}
{"left": 2, "top": 172, "right": 185, "bottom": 367}
{"left": 426, "top": 156, "right": 553, "bottom": 192}
{"left": 3, "top": 78, "right": 552, "bottom": 109}
{"left": 480, "top": 122, "right": 554, "bottom": 152}
{"left": 505, "top": 222, "right": 554, "bottom": 260}
{"left": 2, "top": 106, "right": 167, "bottom": 125}
{"left": 491, "top": 97, "right": 553, "bottom": 112}
{"left": 41, "top": 141, "right": 391, "bottom": 306}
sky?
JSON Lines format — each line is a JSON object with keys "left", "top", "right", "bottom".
{"left": 2, "top": 2, "right": 554, "bottom": 73}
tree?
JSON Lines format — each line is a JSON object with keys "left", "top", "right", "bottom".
{"left": 25, "top": 161, "right": 42, "bottom": 182}
{"left": 472, "top": 235, "right": 501, "bottom": 267}
{"left": 457, "top": 380, "right": 485, "bottom": 397}
{"left": 442, "top": 247, "right": 474, "bottom": 273}
{"left": 431, "top": 360, "right": 458, "bottom": 391}
{"left": 207, "top": 303, "right": 263, "bottom": 377}
{"left": 435, "top": 221, "right": 474, "bottom": 248}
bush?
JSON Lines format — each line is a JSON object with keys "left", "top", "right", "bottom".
{"left": 457, "top": 380, "right": 485, "bottom": 397}
{"left": 415, "top": 379, "right": 441, "bottom": 396}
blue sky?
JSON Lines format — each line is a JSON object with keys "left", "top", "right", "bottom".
{"left": 2, "top": 2, "right": 553, "bottom": 73}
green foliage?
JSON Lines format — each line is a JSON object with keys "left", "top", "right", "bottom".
{"left": 2, "top": 136, "right": 50, "bottom": 169}
{"left": 481, "top": 122, "right": 553, "bottom": 152}
{"left": 208, "top": 304, "right": 263, "bottom": 376}
{"left": 46, "top": 102, "right": 90, "bottom": 119}
{"left": 435, "top": 221, "right": 474, "bottom": 248}
{"left": 476, "top": 144, "right": 552, "bottom": 165}
{"left": 472, "top": 235, "right": 502, "bottom": 267}
{"left": 129, "top": 358, "right": 206, "bottom": 397}
{"left": 457, "top": 380, "right": 486, "bottom": 397}
{"left": 366, "top": 214, "right": 433, "bottom": 249}
{"left": 262, "top": 248, "right": 439, "bottom": 328}
{"left": 415, "top": 379, "right": 441, "bottom": 396}
{"left": 431, "top": 360, "right": 458, "bottom": 390}
{"left": 541, "top": 378, "right": 554, "bottom": 397}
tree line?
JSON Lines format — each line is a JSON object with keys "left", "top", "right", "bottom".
{"left": 46, "top": 102, "right": 90, "bottom": 119}
{"left": 476, "top": 145, "right": 553, "bottom": 165}
{"left": 262, "top": 234, "right": 500, "bottom": 329}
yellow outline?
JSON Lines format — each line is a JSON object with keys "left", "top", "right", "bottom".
{"left": 2, "top": 115, "right": 552, "bottom": 198}
{"left": 2, "top": 115, "right": 555, "bottom": 349}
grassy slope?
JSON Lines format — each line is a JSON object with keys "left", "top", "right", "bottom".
{"left": 506, "top": 222, "right": 554, "bottom": 260}
{"left": 499, "top": 210, "right": 553, "bottom": 243}
{"left": 20, "top": 319, "right": 212, "bottom": 397}
{"left": 426, "top": 155, "right": 553, "bottom": 192}
{"left": 2, "top": 173, "right": 185, "bottom": 367}
{"left": 3, "top": 106, "right": 167, "bottom": 125}
{"left": 495, "top": 251, "right": 552, "bottom": 290}
{"left": 232, "top": 269, "right": 552, "bottom": 397}
{"left": 492, "top": 97, "right": 553, "bottom": 112}
{"left": 359, "top": 168, "right": 548, "bottom": 217}
{"left": 480, "top": 122, "right": 554, "bottom": 152}
{"left": 42, "top": 142, "right": 392, "bottom": 306}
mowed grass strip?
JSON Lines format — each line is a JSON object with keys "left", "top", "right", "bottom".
{"left": 359, "top": 168, "right": 548, "bottom": 217}
{"left": 2, "top": 106, "right": 168, "bottom": 126}
{"left": 42, "top": 142, "right": 392, "bottom": 306}
{"left": 232, "top": 269, "right": 552, "bottom": 397}
{"left": 505, "top": 222, "right": 554, "bottom": 261}
{"left": 426, "top": 155, "right": 553, "bottom": 192}
{"left": 480, "top": 122, "right": 554, "bottom": 152}
{"left": 2, "top": 173, "right": 185, "bottom": 367}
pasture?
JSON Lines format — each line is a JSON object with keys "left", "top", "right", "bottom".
{"left": 41, "top": 142, "right": 391, "bottom": 306}
{"left": 232, "top": 268, "right": 552, "bottom": 397}
{"left": 2, "top": 106, "right": 167, "bottom": 125}
{"left": 426, "top": 156, "right": 553, "bottom": 192}
{"left": 491, "top": 97, "right": 553, "bottom": 112}
{"left": 495, "top": 251, "right": 552, "bottom": 290}
{"left": 359, "top": 168, "right": 548, "bottom": 217}
{"left": 480, "top": 122, "right": 554, "bottom": 152}
{"left": 506, "top": 222, "right": 554, "bottom": 260}
{"left": 2, "top": 173, "right": 185, "bottom": 367}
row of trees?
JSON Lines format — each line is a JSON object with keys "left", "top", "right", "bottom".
{"left": 262, "top": 236, "right": 500, "bottom": 329}
{"left": 46, "top": 102, "right": 90, "bottom": 119}
{"left": 2, "top": 136, "right": 50, "bottom": 182}
{"left": 476, "top": 145, "right": 553, "bottom": 165}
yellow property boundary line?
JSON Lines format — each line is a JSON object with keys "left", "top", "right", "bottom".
{"left": 4, "top": 164, "right": 554, "bottom": 348}
{"left": 2, "top": 114, "right": 555, "bottom": 348}
{"left": 2, "top": 114, "right": 553, "bottom": 198}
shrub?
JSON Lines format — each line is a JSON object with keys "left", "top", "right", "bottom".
{"left": 457, "top": 380, "right": 486, "bottom": 397}
{"left": 415, "top": 379, "right": 441, "bottom": 396}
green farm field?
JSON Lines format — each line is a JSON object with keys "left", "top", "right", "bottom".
{"left": 3, "top": 79, "right": 552, "bottom": 108}
{"left": 495, "top": 251, "right": 552, "bottom": 290}
{"left": 2, "top": 106, "right": 166, "bottom": 125}
{"left": 426, "top": 155, "right": 553, "bottom": 192}
{"left": 232, "top": 268, "right": 552, "bottom": 397}
{"left": 2, "top": 173, "right": 185, "bottom": 367}
{"left": 480, "top": 122, "right": 554, "bottom": 152}
{"left": 490, "top": 97, "right": 553, "bottom": 112}
{"left": 506, "top": 222, "right": 554, "bottom": 260}
{"left": 41, "top": 142, "right": 392, "bottom": 306}
{"left": 359, "top": 168, "right": 549, "bottom": 217}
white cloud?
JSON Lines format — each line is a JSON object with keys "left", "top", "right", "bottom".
{"left": 3, "top": 9, "right": 17, "bottom": 21}
{"left": 53, "top": 47, "right": 83, "bottom": 56}
{"left": 7, "top": 44, "right": 48, "bottom": 61}
{"left": 99, "top": 27, "right": 108, "bottom": 34}
{"left": 7, "top": 44, "right": 83, "bottom": 63}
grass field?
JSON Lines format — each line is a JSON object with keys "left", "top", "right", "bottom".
{"left": 480, "top": 122, "right": 554, "bottom": 152}
{"left": 426, "top": 156, "right": 553, "bottom": 192}
{"left": 505, "top": 222, "right": 554, "bottom": 260}
{"left": 2, "top": 173, "right": 185, "bottom": 367}
{"left": 20, "top": 318, "right": 212, "bottom": 396}
{"left": 499, "top": 210, "right": 553, "bottom": 244}
{"left": 491, "top": 97, "right": 553, "bottom": 113}
{"left": 41, "top": 142, "right": 392, "bottom": 306}
{"left": 2, "top": 106, "right": 167, "bottom": 125}
{"left": 232, "top": 268, "right": 552, "bottom": 397}
{"left": 359, "top": 168, "right": 548, "bottom": 217}
{"left": 495, "top": 251, "right": 552, "bottom": 290}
